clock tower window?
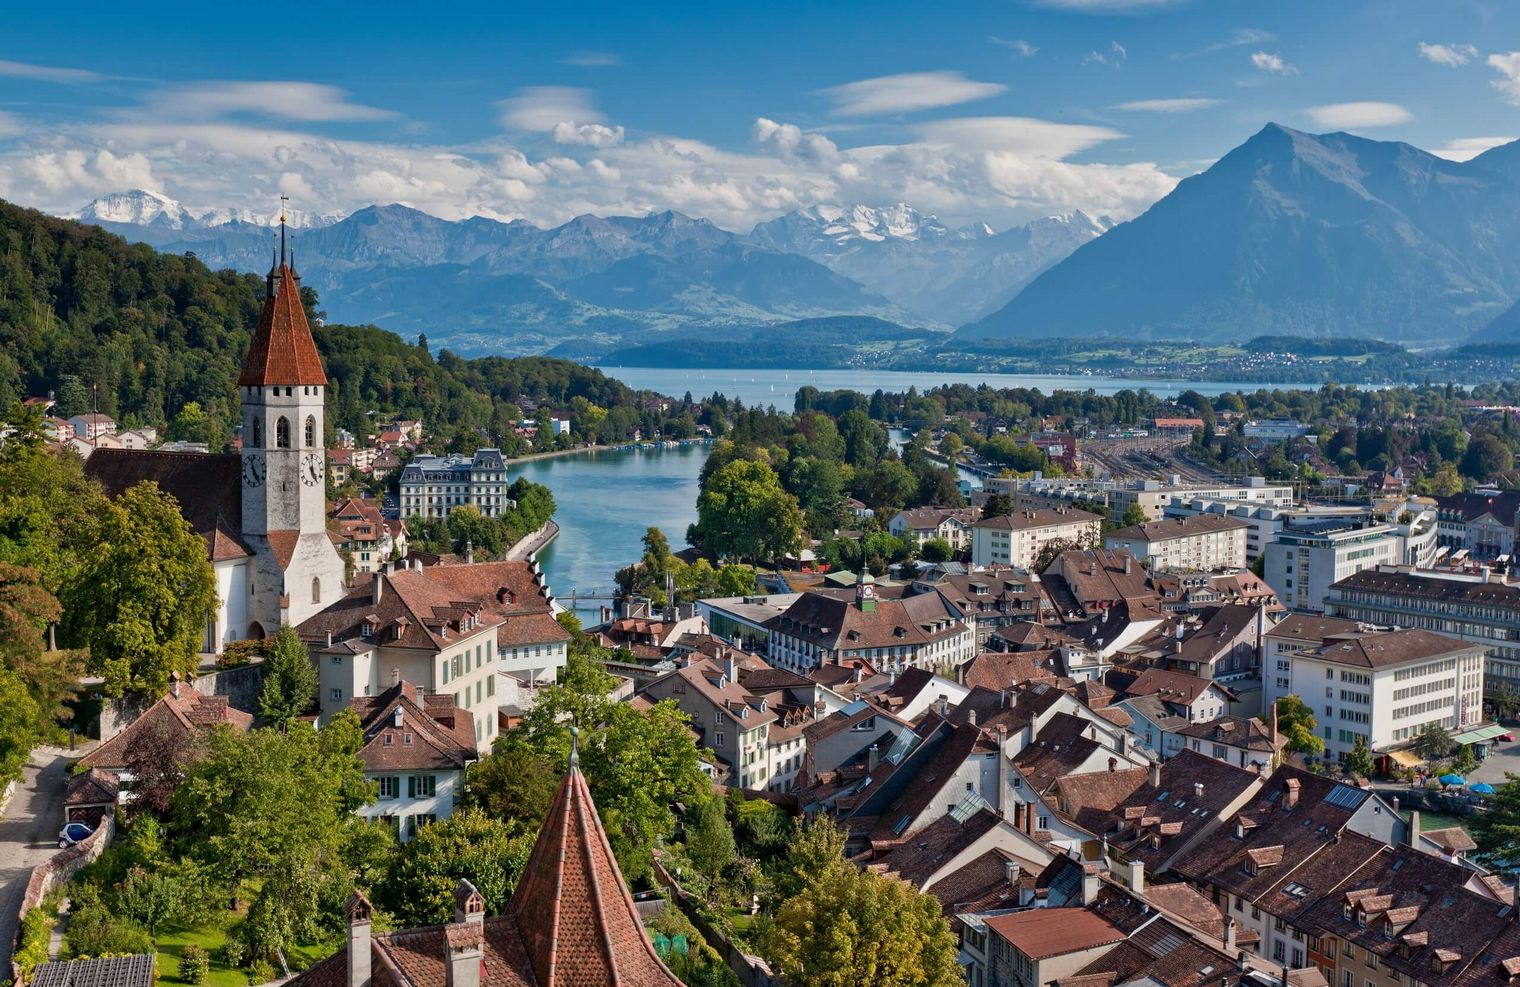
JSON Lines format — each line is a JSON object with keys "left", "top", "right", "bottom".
{"left": 276, "top": 416, "right": 291, "bottom": 449}
{"left": 305, "top": 415, "right": 316, "bottom": 448}
{"left": 250, "top": 418, "right": 261, "bottom": 447}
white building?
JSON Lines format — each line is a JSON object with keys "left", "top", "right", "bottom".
{"left": 1243, "top": 419, "right": 1309, "bottom": 441}
{"left": 971, "top": 508, "right": 1102, "bottom": 569}
{"left": 888, "top": 506, "right": 981, "bottom": 550}
{"left": 1263, "top": 518, "right": 1402, "bottom": 613}
{"left": 1259, "top": 626, "right": 1485, "bottom": 762}
{"left": 1104, "top": 513, "right": 1249, "bottom": 572}
{"left": 764, "top": 577, "right": 974, "bottom": 673}
{"left": 1110, "top": 477, "right": 1294, "bottom": 522}
{"left": 399, "top": 449, "right": 511, "bottom": 519}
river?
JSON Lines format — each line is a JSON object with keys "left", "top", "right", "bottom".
{"left": 595, "top": 366, "right": 1292, "bottom": 407}
{"left": 511, "top": 444, "right": 709, "bottom": 621}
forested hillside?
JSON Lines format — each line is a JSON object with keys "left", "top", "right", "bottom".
{"left": 0, "top": 197, "right": 695, "bottom": 451}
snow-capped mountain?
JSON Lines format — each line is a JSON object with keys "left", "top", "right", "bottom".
{"left": 750, "top": 204, "right": 1111, "bottom": 324}
{"left": 74, "top": 189, "right": 343, "bottom": 232}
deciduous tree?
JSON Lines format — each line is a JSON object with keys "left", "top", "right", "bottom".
{"left": 1275, "top": 695, "right": 1326, "bottom": 757}
{"left": 378, "top": 808, "right": 534, "bottom": 927}
{"left": 258, "top": 626, "right": 318, "bottom": 729}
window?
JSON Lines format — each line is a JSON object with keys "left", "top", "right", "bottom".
{"left": 250, "top": 417, "right": 261, "bottom": 447}
{"left": 304, "top": 415, "right": 316, "bottom": 448}
{"left": 442, "top": 661, "right": 450, "bottom": 685}
{"left": 377, "top": 777, "right": 398, "bottom": 799}
{"left": 715, "top": 732, "right": 725, "bottom": 746}
{"left": 487, "top": 675, "right": 494, "bottom": 697}
{"left": 330, "top": 688, "right": 342, "bottom": 702}
{"left": 276, "top": 416, "right": 291, "bottom": 448}
{"left": 408, "top": 775, "right": 436, "bottom": 798}
{"left": 311, "top": 577, "right": 321, "bottom": 604}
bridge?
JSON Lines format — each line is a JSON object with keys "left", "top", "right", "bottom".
{"left": 557, "top": 588, "right": 619, "bottom": 603}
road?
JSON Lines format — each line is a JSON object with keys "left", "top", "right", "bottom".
{"left": 0, "top": 749, "right": 72, "bottom": 975}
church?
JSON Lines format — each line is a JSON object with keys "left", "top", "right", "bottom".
{"left": 85, "top": 248, "right": 347, "bottom": 650}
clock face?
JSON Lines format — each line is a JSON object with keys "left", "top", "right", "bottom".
{"left": 242, "top": 455, "right": 265, "bottom": 488}
{"left": 861, "top": 584, "right": 876, "bottom": 599}
{"left": 301, "top": 451, "right": 324, "bottom": 487}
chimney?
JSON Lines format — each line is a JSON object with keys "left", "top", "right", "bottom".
{"left": 346, "top": 891, "right": 373, "bottom": 987}
{"left": 465, "top": 539, "right": 474, "bottom": 565}
{"left": 1081, "top": 867, "right": 1101, "bottom": 906}
{"left": 1124, "top": 555, "right": 1132, "bottom": 575}
{"left": 997, "top": 727, "right": 1009, "bottom": 816}
{"left": 446, "top": 881, "right": 485, "bottom": 987}
{"left": 1194, "top": 781, "right": 1205, "bottom": 799}
{"left": 1409, "top": 809, "right": 1421, "bottom": 848}
{"left": 372, "top": 572, "right": 384, "bottom": 606}
{"left": 938, "top": 695, "right": 950, "bottom": 718}
{"left": 1149, "top": 761, "right": 1162, "bottom": 788}
{"left": 1225, "top": 917, "right": 1237, "bottom": 952}
{"left": 725, "top": 652, "right": 738, "bottom": 684}
{"left": 169, "top": 670, "right": 181, "bottom": 699}
{"left": 1284, "top": 777, "right": 1300, "bottom": 809}
{"left": 867, "top": 744, "right": 879, "bottom": 773}
{"left": 1270, "top": 702, "right": 1279, "bottom": 745}
{"left": 1128, "top": 859, "right": 1145, "bottom": 894}
{"left": 1025, "top": 802, "right": 1035, "bottom": 834}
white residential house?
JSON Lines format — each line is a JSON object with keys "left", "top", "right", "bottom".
{"left": 971, "top": 508, "right": 1103, "bottom": 569}
{"left": 348, "top": 682, "right": 477, "bottom": 841}
{"left": 1105, "top": 514, "right": 1249, "bottom": 572}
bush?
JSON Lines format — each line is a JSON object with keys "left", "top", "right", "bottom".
{"left": 247, "top": 958, "right": 275, "bottom": 985}
{"left": 217, "top": 938, "right": 248, "bottom": 969}
{"left": 15, "top": 907, "right": 54, "bottom": 981}
{"left": 218, "top": 639, "right": 264, "bottom": 669}
{"left": 181, "top": 944, "right": 210, "bottom": 985}
{"left": 63, "top": 903, "right": 155, "bottom": 958}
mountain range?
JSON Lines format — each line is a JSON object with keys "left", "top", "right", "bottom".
{"left": 964, "top": 124, "right": 1520, "bottom": 346}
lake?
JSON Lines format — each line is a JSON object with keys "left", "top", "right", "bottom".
{"left": 595, "top": 366, "right": 1289, "bottom": 407}
{"left": 511, "top": 443, "right": 709, "bottom": 622}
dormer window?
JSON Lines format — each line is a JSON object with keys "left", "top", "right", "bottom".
{"left": 1342, "top": 904, "right": 1353, "bottom": 921}
{"left": 1357, "top": 910, "right": 1367, "bottom": 929}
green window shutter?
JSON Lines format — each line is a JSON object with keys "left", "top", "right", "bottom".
{"left": 408, "top": 776, "right": 416, "bottom": 798}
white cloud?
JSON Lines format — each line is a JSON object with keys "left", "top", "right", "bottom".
{"left": 1418, "top": 42, "right": 1477, "bottom": 67}
{"left": 0, "top": 111, "right": 21, "bottom": 138}
{"left": 498, "top": 86, "right": 605, "bottom": 131}
{"left": 1112, "top": 97, "right": 1221, "bottom": 112}
{"left": 990, "top": 36, "right": 1038, "bottom": 56}
{"left": 1085, "top": 41, "right": 1128, "bottom": 66}
{"left": 552, "top": 122, "right": 625, "bottom": 147}
{"left": 751, "top": 118, "right": 840, "bottom": 162}
{"left": 1430, "top": 136, "right": 1518, "bottom": 161}
{"left": 1030, "top": 0, "right": 1177, "bottom": 11}
{"left": 138, "top": 81, "right": 395, "bottom": 122}
{"left": 1305, "top": 101, "right": 1413, "bottom": 129}
{"left": 1250, "top": 51, "right": 1294, "bottom": 74}
{"left": 820, "top": 71, "right": 1006, "bottom": 116}
{"left": 561, "top": 51, "right": 620, "bottom": 67}
{"left": 0, "top": 59, "right": 106, "bottom": 84}
{"left": 912, "top": 116, "right": 1123, "bottom": 157}
{"left": 1488, "top": 52, "right": 1520, "bottom": 105}
{"left": 1173, "top": 27, "right": 1273, "bottom": 59}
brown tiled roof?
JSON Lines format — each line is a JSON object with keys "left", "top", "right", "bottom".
{"left": 1267, "top": 613, "right": 1363, "bottom": 643}
{"left": 1176, "top": 715, "right": 1281, "bottom": 753}
{"left": 869, "top": 722, "right": 984, "bottom": 841}
{"left": 298, "top": 568, "right": 502, "bottom": 653}
{"left": 985, "top": 907, "right": 1125, "bottom": 959}
{"left": 1305, "top": 628, "right": 1478, "bottom": 669}
{"left": 348, "top": 681, "right": 477, "bottom": 771}
{"left": 1011, "top": 712, "right": 1107, "bottom": 794}
{"left": 1421, "top": 826, "right": 1477, "bottom": 853}
{"left": 83, "top": 450, "right": 250, "bottom": 561}
{"left": 1102, "top": 749, "right": 1261, "bottom": 866}
{"left": 962, "top": 649, "right": 1060, "bottom": 691}
{"left": 81, "top": 682, "right": 253, "bottom": 771}
{"left": 64, "top": 767, "right": 120, "bottom": 806}
{"left": 1125, "top": 667, "right": 1228, "bottom": 706}
{"left": 239, "top": 266, "right": 327, "bottom": 386}
{"left": 1055, "top": 767, "right": 1148, "bottom": 832}
{"left": 871, "top": 806, "right": 1002, "bottom": 885}
{"left": 975, "top": 507, "right": 1102, "bottom": 531}
{"left": 768, "top": 590, "right": 966, "bottom": 651}
{"left": 507, "top": 757, "right": 684, "bottom": 985}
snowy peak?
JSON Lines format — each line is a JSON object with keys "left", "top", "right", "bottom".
{"left": 75, "top": 190, "right": 344, "bottom": 231}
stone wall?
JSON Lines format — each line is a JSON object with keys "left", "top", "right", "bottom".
{"left": 99, "top": 660, "right": 268, "bottom": 743}
{"left": 11, "top": 814, "right": 115, "bottom": 985}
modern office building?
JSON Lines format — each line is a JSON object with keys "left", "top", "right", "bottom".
{"left": 1263, "top": 518, "right": 1401, "bottom": 613}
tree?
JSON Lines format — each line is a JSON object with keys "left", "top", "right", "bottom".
{"left": 1274, "top": 695, "right": 1325, "bottom": 757}
{"left": 0, "top": 562, "right": 82, "bottom": 731}
{"left": 1032, "top": 538, "right": 1081, "bottom": 573}
{"left": 378, "top": 808, "right": 535, "bottom": 928}
{"left": 772, "top": 817, "right": 849, "bottom": 904}
{"left": 0, "top": 668, "right": 39, "bottom": 788}
{"left": 919, "top": 537, "right": 953, "bottom": 564}
{"left": 1414, "top": 723, "right": 1455, "bottom": 761}
{"left": 685, "top": 800, "right": 736, "bottom": 899}
{"left": 1494, "top": 682, "right": 1520, "bottom": 722}
{"left": 466, "top": 746, "right": 561, "bottom": 832}
{"left": 123, "top": 712, "right": 200, "bottom": 818}
{"left": 63, "top": 482, "right": 217, "bottom": 699}
{"left": 1119, "top": 503, "right": 1149, "bottom": 528}
{"left": 258, "top": 626, "right": 319, "bottom": 728}
{"left": 764, "top": 831, "right": 961, "bottom": 987}
{"left": 447, "top": 505, "right": 505, "bottom": 559}
{"left": 1470, "top": 773, "right": 1520, "bottom": 873}
{"left": 1345, "top": 735, "right": 1376, "bottom": 779}
{"left": 54, "top": 375, "right": 91, "bottom": 419}
{"left": 982, "top": 492, "right": 1012, "bottom": 518}
{"left": 691, "top": 458, "right": 804, "bottom": 564}
{"left": 1462, "top": 434, "right": 1514, "bottom": 481}
{"left": 165, "top": 401, "right": 223, "bottom": 447}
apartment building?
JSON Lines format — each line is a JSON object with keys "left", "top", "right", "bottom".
{"left": 1433, "top": 489, "right": 1520, "bottom": 561}
{"left": 398, "top": 448, "right": 511, "bottom": 519}
{"left": 889, "top": 506, "right": 982, "bottom": 550}
{"left": 1259, "top": 626, "right": 1485, "bottom": 762}
{"left": 1110, "top": 477, "right": 1294, "bottom": 522}
{"left": 1105, "top": 513, "right": 1249, "bottom": 572}
{"left": 1326, "top": 565, "right": 1520, "bottom": 695}
{"left": 1163, "top": 499, "right": 1368, "bottom": 564}
{"left": 765, "top": 577, "right": 974, "bottom": 673}
{"left": 971, "top": 507, "right": 1103, "bottom": 569}
{"left": 1264, "top": 519, "right": 1402, "bottom": 613}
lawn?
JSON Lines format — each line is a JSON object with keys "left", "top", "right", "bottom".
{"left": 154, "top": 910, "right": 332, "bottom": 987}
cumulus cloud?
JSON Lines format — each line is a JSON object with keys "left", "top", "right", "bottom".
{"left": 0, "top": 111, "right": 21, "bottom": 138}
{"left": 0, "top": 59, "right": 106, "bottom": 84}
{"left": 1250, "top": 51, "right": 1294, "bottom": 74}
{"left": 751, "top": 118, "right": 840, "bottom": 162}
{"left": 1430, "top": 136, "right": 1518, "bottom": 161}
{"left": 1418, "top": 42, "right": 1477, "bottom": 67}
{"left": 498, "top": 86, "right": 605, "bottom": 131}
{"left": 820, "top": 71, "right": 1006, "bottom": 116}
{"left": 552, "top": 122, "right": 624, "bottom": 146}
{"left": 990, "top": 37, "right": 1038, "bottom": 56}
{"left": 137, "top": 81, "right": 395, "bottom": 122}
{"left": 1488, "top": 52, "right": 1520, "bottom": 105}
{"left": 1112, "top": 97, "right": 1221, "bottom": 112}
{"left": 1305, "top": 101, "right": 1413, "bottom": 129}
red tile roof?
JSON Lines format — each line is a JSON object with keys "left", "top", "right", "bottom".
{"left": 985, "top": 906, "right": 1125, "bottom": 959}
{"left": 81, "top": 680, "right": 253, "bottom": 771}
{"left": 238, "top": 266, "right": 327, "bottom": 387}
{"left": 348, "top": 682, "right": 477, "bottom": 771}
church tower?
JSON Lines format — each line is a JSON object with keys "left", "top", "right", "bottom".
{"left": 237, "top": 217, "right": 346, "bottom": 632}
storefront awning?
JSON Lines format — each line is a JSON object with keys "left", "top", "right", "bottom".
{"left": 1387, "top": 749, "right": 1424, "bottom": 768}
{"left": 1453, "top": 724, "right": 1506, "bottom": 746}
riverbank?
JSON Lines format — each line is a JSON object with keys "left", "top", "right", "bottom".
{"left": 506, "top": 444, "right": 610, "bottom": 464}
{"left": 507, "top": 519, "right": 559, "bottom": 561}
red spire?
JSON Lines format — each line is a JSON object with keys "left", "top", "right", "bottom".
{"left": 507, "top": 747, "right": 683, "bottom": 986}
{"left": 238, "top": 265, "right": 327, "bottom": 387}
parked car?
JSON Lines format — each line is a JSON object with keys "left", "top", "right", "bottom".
{"left": 58, "top": 822, "right": 93, "bottom": 848}
{"left": 1501, "top": 733, "right": 1516, "bottom": 742}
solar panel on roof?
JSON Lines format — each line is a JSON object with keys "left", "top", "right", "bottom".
{"left": 1324, "top": 784, "right": 1368, "bottom": 809}
{"left": 1132, "top": 923, "right": 1188, "bottom": 957}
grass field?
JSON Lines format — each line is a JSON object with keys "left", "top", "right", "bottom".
{"left": 153, "top": 911, "right": 331, "bottom": 987}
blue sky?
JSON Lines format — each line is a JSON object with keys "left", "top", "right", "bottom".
{"left": 2, "top": 0, "right": 1519, "bottom": 230}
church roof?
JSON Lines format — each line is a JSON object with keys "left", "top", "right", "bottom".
{"left": 83, "top": 450, "right": 250, "bottom": 561}
{"left": 239, "top": 265, "right": 327, "bottom": 387}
